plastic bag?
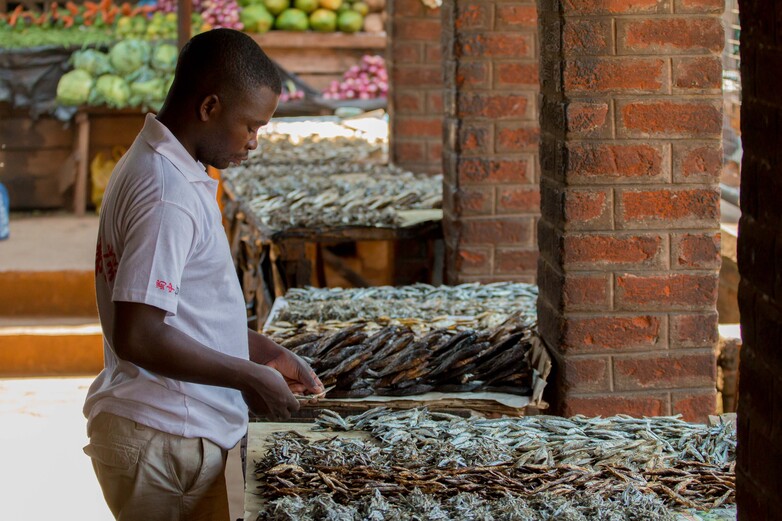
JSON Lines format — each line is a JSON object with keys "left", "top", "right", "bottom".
{"left": 90, "top": 146, "right": 126, "bottom": 213}
{"left": 0, "top": 181, "right": 9, "bottom": 240}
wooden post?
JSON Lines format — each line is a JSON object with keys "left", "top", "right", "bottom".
{"left": 73, "top": 111, "right": 90, "bottom": 216}
{"left": 177, "top": 0, "right": 192, "bottom": 50}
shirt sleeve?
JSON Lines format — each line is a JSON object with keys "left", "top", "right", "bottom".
{"left": 112, "top": 201, "right": 198, "bottom": 315}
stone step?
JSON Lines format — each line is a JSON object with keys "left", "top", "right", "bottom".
{"left": 0, "top": 270, "right": 97, "bottom": 317}
{"left": 0, "top": 318, "right": 102, "bottom": 376}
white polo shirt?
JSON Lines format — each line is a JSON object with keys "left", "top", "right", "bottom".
{"left": 84, "top": 114, "right": 249, "bottom": 450}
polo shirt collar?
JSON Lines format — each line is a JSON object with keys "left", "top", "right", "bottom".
{"left": 140, "top": 113, "right": 213, "bottom": 184}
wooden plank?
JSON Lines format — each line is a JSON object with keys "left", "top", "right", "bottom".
{"left": 0, "top": 148, "right": 72, "bottom": 180}
{"left": 88, "top": 113, "right": 145, "bottom": 148}
{"left": 251, "top": 31, "right": 386, "bottom": 50}
{"left": 0, "top": 117, "right": 73, "bottom": 149}
{"left": 265, "top": 47, "right": 374, "bottom": 74}
{"left": 73, "top": 112, "right": 89, "bottom": 216}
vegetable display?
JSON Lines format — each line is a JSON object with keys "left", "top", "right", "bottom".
{"left": 322, "top": 54, "right": 387, "bottom": 100}
{"left": 235, "top": 0, "right": 385, "bottom": 34}
{"left": 56, "top": 39, "right": 176, "bottom": 111}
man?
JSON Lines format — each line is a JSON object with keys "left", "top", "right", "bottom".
{"left": 84, "top": 29, "right": 322, "bottom": 520}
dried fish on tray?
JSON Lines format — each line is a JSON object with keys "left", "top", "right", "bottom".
{"left": 276, "top": 282, "right": 538, "bottom": 323}
{"left": 253, "top": 408, "right": 737, "bottom": 520}
{"left": 223, "top": 160, "right": 442, "bottom": 232}
{"left": 266, "top": 312, "right": 543, "bottom": 399}
{"left": 250, "top": 132, "right": 386, "bottom": 165}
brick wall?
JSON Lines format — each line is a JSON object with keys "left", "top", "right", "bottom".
{"left": 537, "top": 0, "right": 723, "bottom": 421}
{"left": 388, "top": 0, "right": 444, "bottom": 174}
{"left": 736, "top": 1, "right": 782, "bottom": 518}
{"left": 441, "top": 0, "right": 541, "bottom": 283}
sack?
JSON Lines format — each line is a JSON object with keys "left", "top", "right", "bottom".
{"left": 90, "top": 146, "right": 126, "bottom": 213}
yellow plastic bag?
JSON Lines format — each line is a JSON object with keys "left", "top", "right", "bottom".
{"left": 90, "top": 146, "right": 126, "bottom": 213}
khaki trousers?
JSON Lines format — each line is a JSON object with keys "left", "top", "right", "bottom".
{"left": 84, "top": 413, "right": 230, "bottom": 521}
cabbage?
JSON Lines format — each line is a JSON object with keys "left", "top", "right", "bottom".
{"left": 125, "top": 65, "right": 157, "bottom": 84}
{"left": 151, "top": 43, "right": 178, "bottom": 74}
{"left": 89, "top": 74, "right": 131, "bottom": 108}
{"left": 71, "top": 49, "right": 112, "bottom": 77}
{"left": 56, "top": 69, "right": 94, "bottom": 106}
{"left": 129, "top": 78, "right": 166, "bottom": 109}
{"left": 109, "top": 40, "right": 151, "bottom": 76}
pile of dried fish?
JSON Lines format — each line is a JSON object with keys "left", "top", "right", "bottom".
{"left": 277, "top": 282, "right": 538, "bottom": 323}
{"left": 268, "top": 312, "right": 539, "bottom": 397}
{"left": 254, "top": 408, "right": 737, "bottom": 519}
{"left": 223, "top": 160, "right": 442, "bottom": 231}
{"left": 249, "top": 133, "right": 386, "bottom": 165}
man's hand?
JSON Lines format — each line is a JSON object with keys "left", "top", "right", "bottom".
{"left": 240, "top": 364, "right": 302, "bottom": 421}
{"left": 265, "top": 349, "right": 324, "bottom": 397}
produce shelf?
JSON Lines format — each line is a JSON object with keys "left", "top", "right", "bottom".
{"left": 249, "top": 31, "right": 387, "bottom": 50}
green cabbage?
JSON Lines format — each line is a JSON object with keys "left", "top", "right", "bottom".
{"left": 71, "top": 49, "right": 112, "bottom": 77}
{"left": 151, "top": 43, "right": 178, "bottom": 74}
{"left": 56, "top": 69, "right": 94, "bottom": 106}
{"left": 129, "top": 78, "right": 166, "bottom": 109}
{"left": 89, "top": 74, "right": 131, "bottom": 108}
{"left": 109, "top": 39, "right": 152, "bottom": 76}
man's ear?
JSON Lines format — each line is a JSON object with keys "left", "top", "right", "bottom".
{"left": 198, "top": 94, "right": 220, "bottom": 122}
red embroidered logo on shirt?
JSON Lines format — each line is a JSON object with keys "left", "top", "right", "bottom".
{"left": 95, "top": 239, "right": 118, "bottom": 283}
{"left": 155, "top": 279, "right": 180, "bottom": 295}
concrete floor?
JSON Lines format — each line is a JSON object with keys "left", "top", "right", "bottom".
{"left": 0, "top": 377, "right": 112, "bottom": 520}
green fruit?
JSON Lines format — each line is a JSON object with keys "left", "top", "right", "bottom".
{"left": 337, "top": 9, "right": 363, "bottom": 33}
{"left": 309, "top": 8, "right": 337, "bottom": 31}
{"left": 274, "top": 8, "right": 309, "bottom": 30}
{"left": 240, "top": 4, "right": 274, "bottom": 32}
{"left": 294, "top": 0, "right": 319, "bottom": 13}
{"left": 263, "top": 0, "right": 290, "bottom": 15}
{"left": 319, "top": 0, "right": 342, "bottom": 10}
{"left": 351, "top": 1, "right": 369, "bottom": 16}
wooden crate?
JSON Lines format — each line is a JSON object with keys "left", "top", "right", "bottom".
{"left": 250, "top": 31, "right": 387, "bottom": 91}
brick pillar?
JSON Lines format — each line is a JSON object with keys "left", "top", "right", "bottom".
{"left": 442, "top": 1, "right": 541, "bottom": 283}
{"left": 537, "top": 1, "right": 723, "bottom": 421}
{"left": 736, "top": 1, "right": 782, "bottom": 518}
{"left": 388, "top": 0, "right": 444, "bottom": 174}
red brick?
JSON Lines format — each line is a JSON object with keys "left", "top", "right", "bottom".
{"left": 458, "top": 123, "right": 493, "bottom": 155}
{"left": 456, "top": 62, "right": 490, "bottom": 88}
{"left": 563, "top": 19, "right": 613, "bottom": 55}
{"left": 461, "top": 217, "right": 534, "bottom": 245}
{"left": 563, "top": 234, "right": 665, "bottom": 268}
{"left": 427, "top": 92, "right": 444, "bottom": 113}
{"left": 672, "top": 390, "right": 717, "bottom": 422}
{"left": 563, "top": 274, "right": 611, "bottom": 310}
{"left": 392, "top": 42, "right": 423, "bottom": 64}
{"left": 495, "top": 4, "right": 538, "bottom": 29}
{"left": 562, "top": 0, "right": 668, "bottom": 14}
{"left": 674, "top": 0, "right": 723, "bottom": 14}
{"left": 566, "top": 101, "right": 611, "bottom": 137}
{"left": 495, "top": 62, "right": 540, "bottom": 88}
{"left": 455, "top": 2, "right": 490, "bottom": 30}
{"left": 618, "top": 100, "right": 722, "bottom": 138}
{"left": 425, "top": 43, "right": 442, "bottom": 64}
{"left": 456, "top": 247, "right": 492, "bottom": 274}
{"left": 394, "top": 66, "right": 443, "bottom": 88}
{"left": 427, "top": 141, "right": 443, "bottom": 164}
{"left": 394, "top": 92, "right": 424, "bottom": 113}
{"left": 566, "top": 143, "right": 666, "bottom": 183}
{"left": 618, "top": 18, "right": 724, "bottom": 54}
{"left": 618, "top": 188, "right": 720, "bottom": 226}
{"left": 457, "top": 33, "right": 533, "bottom": 59}
{"left": 563, "top": 315, "right": 665, "bottom": 352}
{"left": 673, "top": 56, "right": 722, "bottom": 90}
{"left": 670, "top": 312, "right": 719, "bottom": 348}
{"left": 673, "top": 143, "right": 722, "bottom": 182}
{"left": 615, "top": 273, "right": 719, "bottom": 309}
{"left": 458, "top": 157, "right": 532, "bottom": 184}
{"left": 562, "top": 356, "right": 612, "bottom": 393}
{"left": 457, "top": 186, "right": 494, "bottom": 215}
{"left": 395, "top": 19, "right": 442, "bottom": 41}
{"left": 562, "top": 188, "right": 613, "bottom": 229}
{"left": 561, "top": 394, "right": 669, "bottom": 418}
{"left": 494, "top": 248, "right": 539, "bottom": 274}
{"left": 613, "top": 351, "right": 716, "bottom": 391}
{"left": 672, "top": 232, "right": 721, "bottom": 269}
{"left": 393, "top": 0, "right": 426, "bottom": 17}
{"left": 496, "top": 124, "right": 540, "bottom": 151}
{"left": 458, "top": 94, "right": 530, "bottom": 119}
{"left": 497, "top": 186, "right": 540, "bottom": 214}
{"left": 564, "top": 58, "right": 667, "bottom": 93}
{"left": 395, "top": 117, "right": 442, "bottom": 138}
{"left": 394, "top": 141, "right": 425, "bottom": 162}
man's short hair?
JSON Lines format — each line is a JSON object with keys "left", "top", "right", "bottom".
{"left": 172, "top": 28, "right": 282, "bottom": 102}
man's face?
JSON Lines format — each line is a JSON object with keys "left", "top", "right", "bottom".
{"left": 201, "top": 86, "right": 278, "bottom": 169}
